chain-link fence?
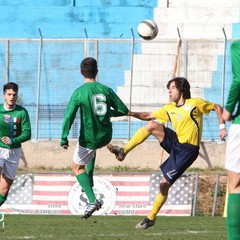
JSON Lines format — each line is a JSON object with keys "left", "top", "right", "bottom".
{"left": 0, "top": 37, "right": 234, "bottom": 141}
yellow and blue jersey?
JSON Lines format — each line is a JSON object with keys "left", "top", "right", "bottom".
{"left": 152, "top": 98, "right": 215, "bottom": 146}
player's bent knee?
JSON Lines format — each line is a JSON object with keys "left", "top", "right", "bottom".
{"left": 160, "top": 180, "right": 171, "bottom": 195}
{"left": 146, "top": 120, "right": 163, "bottom": 133}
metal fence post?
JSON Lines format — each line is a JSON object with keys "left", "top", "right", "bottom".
{"left": 192, "top": 173, "right": 199, "bottom": 216}
{"left": 84, "top": 28, "right": 89, "bottom": 57}
{"left": 183, "top": 40, "right": 188, "bottom": 78}
{"left": 212, "top": 173, "right": 227, "bottom": 217}
{"left": 221, "top": 28, "right": 227, "bottom": 107}
{"left": 128, "top": 28, "right": 135, "bottom": 140}
{"left": 35, "top": 28, "right": 43, "bottom": 141}
{"left": 5, "top": 40, "right": 10, "bottom": 83}
{"left": 95, "top": 40, "right": 99, "bottom": 82}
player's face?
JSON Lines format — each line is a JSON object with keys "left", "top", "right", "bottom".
{"left": 3, "top": 89, "right": 18, "bottom": 109}
{"left": 168, "top": 81, "right": 182, "bottom": 103}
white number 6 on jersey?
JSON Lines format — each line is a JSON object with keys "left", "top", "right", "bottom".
{"left": 92, "top": 94, "right": 107, "bottom": 116}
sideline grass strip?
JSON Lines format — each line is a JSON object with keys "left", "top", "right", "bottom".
{"left": 0, "top": 215, "right": 226, "bottom": 240}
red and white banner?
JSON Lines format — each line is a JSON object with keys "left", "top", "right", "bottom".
{"left": 0, "top": 173, "right": 196, "bottom": 216}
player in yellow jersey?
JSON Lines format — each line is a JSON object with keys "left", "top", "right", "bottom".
{"left": 107, "top": 77, "right": 227, "bottom": 229}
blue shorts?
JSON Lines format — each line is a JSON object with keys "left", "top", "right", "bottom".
{"left": 160, "top": 126, "right": 199, "bottom": 184}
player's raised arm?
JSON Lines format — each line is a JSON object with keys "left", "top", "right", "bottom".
{"left": 128, "top": 111, "right": 156, "bottom": 121}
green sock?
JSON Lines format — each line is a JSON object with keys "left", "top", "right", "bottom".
{"left": 0, "top": 194, "right": 6, "bottom": 206}
{"left": 76, "top": 172, "right": 96, "bottom": 204}
{"left": 86, "top": 156, "right": 95, "bottom": 187}
{"left": 227, "top": 193, "right": 240, "bottom": 240}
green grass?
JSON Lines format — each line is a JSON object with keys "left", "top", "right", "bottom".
{"left": 17, "top": 166, "right": 226, "bottom": 176}
{"left": 0, "top": 215, "right": 227, "bottom": 240}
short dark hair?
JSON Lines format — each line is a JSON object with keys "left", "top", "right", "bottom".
{"left": 167, "top": 77, "right": 191, "bottom": 99}
{"left": 80, "top": 57, "right": 98, "bottom": 79}
{"left": 3, "top": 82, "right": 19, "bottom": 94}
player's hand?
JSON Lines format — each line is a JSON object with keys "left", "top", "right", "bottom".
{"left": 60, "top": 139, "right": 69, "bottom": 149}
{"left": 220, "top": 129, "right": 227, "bottom": 141}
{"left": 1, "top": 136, "right": 12, "bottom": 145}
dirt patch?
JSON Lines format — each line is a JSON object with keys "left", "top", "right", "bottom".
{"left": 196, "top": 175, "right": 227, "bottom": 216}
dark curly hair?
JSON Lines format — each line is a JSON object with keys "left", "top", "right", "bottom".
{"left": 167, "top": 77, "right": 191, "bottom": 99}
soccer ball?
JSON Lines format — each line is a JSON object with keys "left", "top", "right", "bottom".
{"left": 137, "top": 20, "right": 158, "bottom": 41}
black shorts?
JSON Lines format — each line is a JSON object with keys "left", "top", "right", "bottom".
{"left": 160, "top": 126, "right": 199, "bottom": 184}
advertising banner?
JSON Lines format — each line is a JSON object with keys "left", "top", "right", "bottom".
{"left": 0, "top": 173, "right": 196, "bottom": 216}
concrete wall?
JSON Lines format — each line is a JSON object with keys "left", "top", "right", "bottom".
{"left": 19, "top": 140, "right": 226, "bottom": 170}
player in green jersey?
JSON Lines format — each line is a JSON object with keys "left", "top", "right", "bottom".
{"left": 108, "top": 77, "right": 227, "bottom": 229}
{"left": 0, "top": 82, "right": 31, "bottom": 207}
{"left": 222, "top": 40, "right": 240, "bottom": 240}
{"left": 60, "top": 57, "right": 130, "bottom": 219}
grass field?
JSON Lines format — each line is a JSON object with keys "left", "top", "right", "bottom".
{"left": 0, "top": 215, "right": 227, "bottom": 240}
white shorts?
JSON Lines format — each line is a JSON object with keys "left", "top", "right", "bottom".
{"left": 0, "top": 147, "right": 21, "bottom": 180}
{"left": 73, "top": 144, "right": 96, "bottom": 166}
{"left": 225, "top": 124, "right": 240, "bottom": 173}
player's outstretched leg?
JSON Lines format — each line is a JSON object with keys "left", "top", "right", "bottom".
{"left": 135, "top": 217, "right": 155, "bottom": 229}
{"left": 107, "top": 144, "right": 126, "bottom": 161}
{"left": 81, "top": 199, "right": 103, "bottom": 219}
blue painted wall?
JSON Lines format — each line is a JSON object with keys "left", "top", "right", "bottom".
{"left": 0, "top": 0, "right": 158, "bottom": 38}
{"left": 0, "top": 0, "right": 70, "bottom": 5}
{"left": 0, "top": 0, "right": 158, "bottom": 139}
{"left": 204, "top": 43, "right": 233, "bottom": 140}
{"left": 232, "top": 23, "right": 240, "bottom": 38}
